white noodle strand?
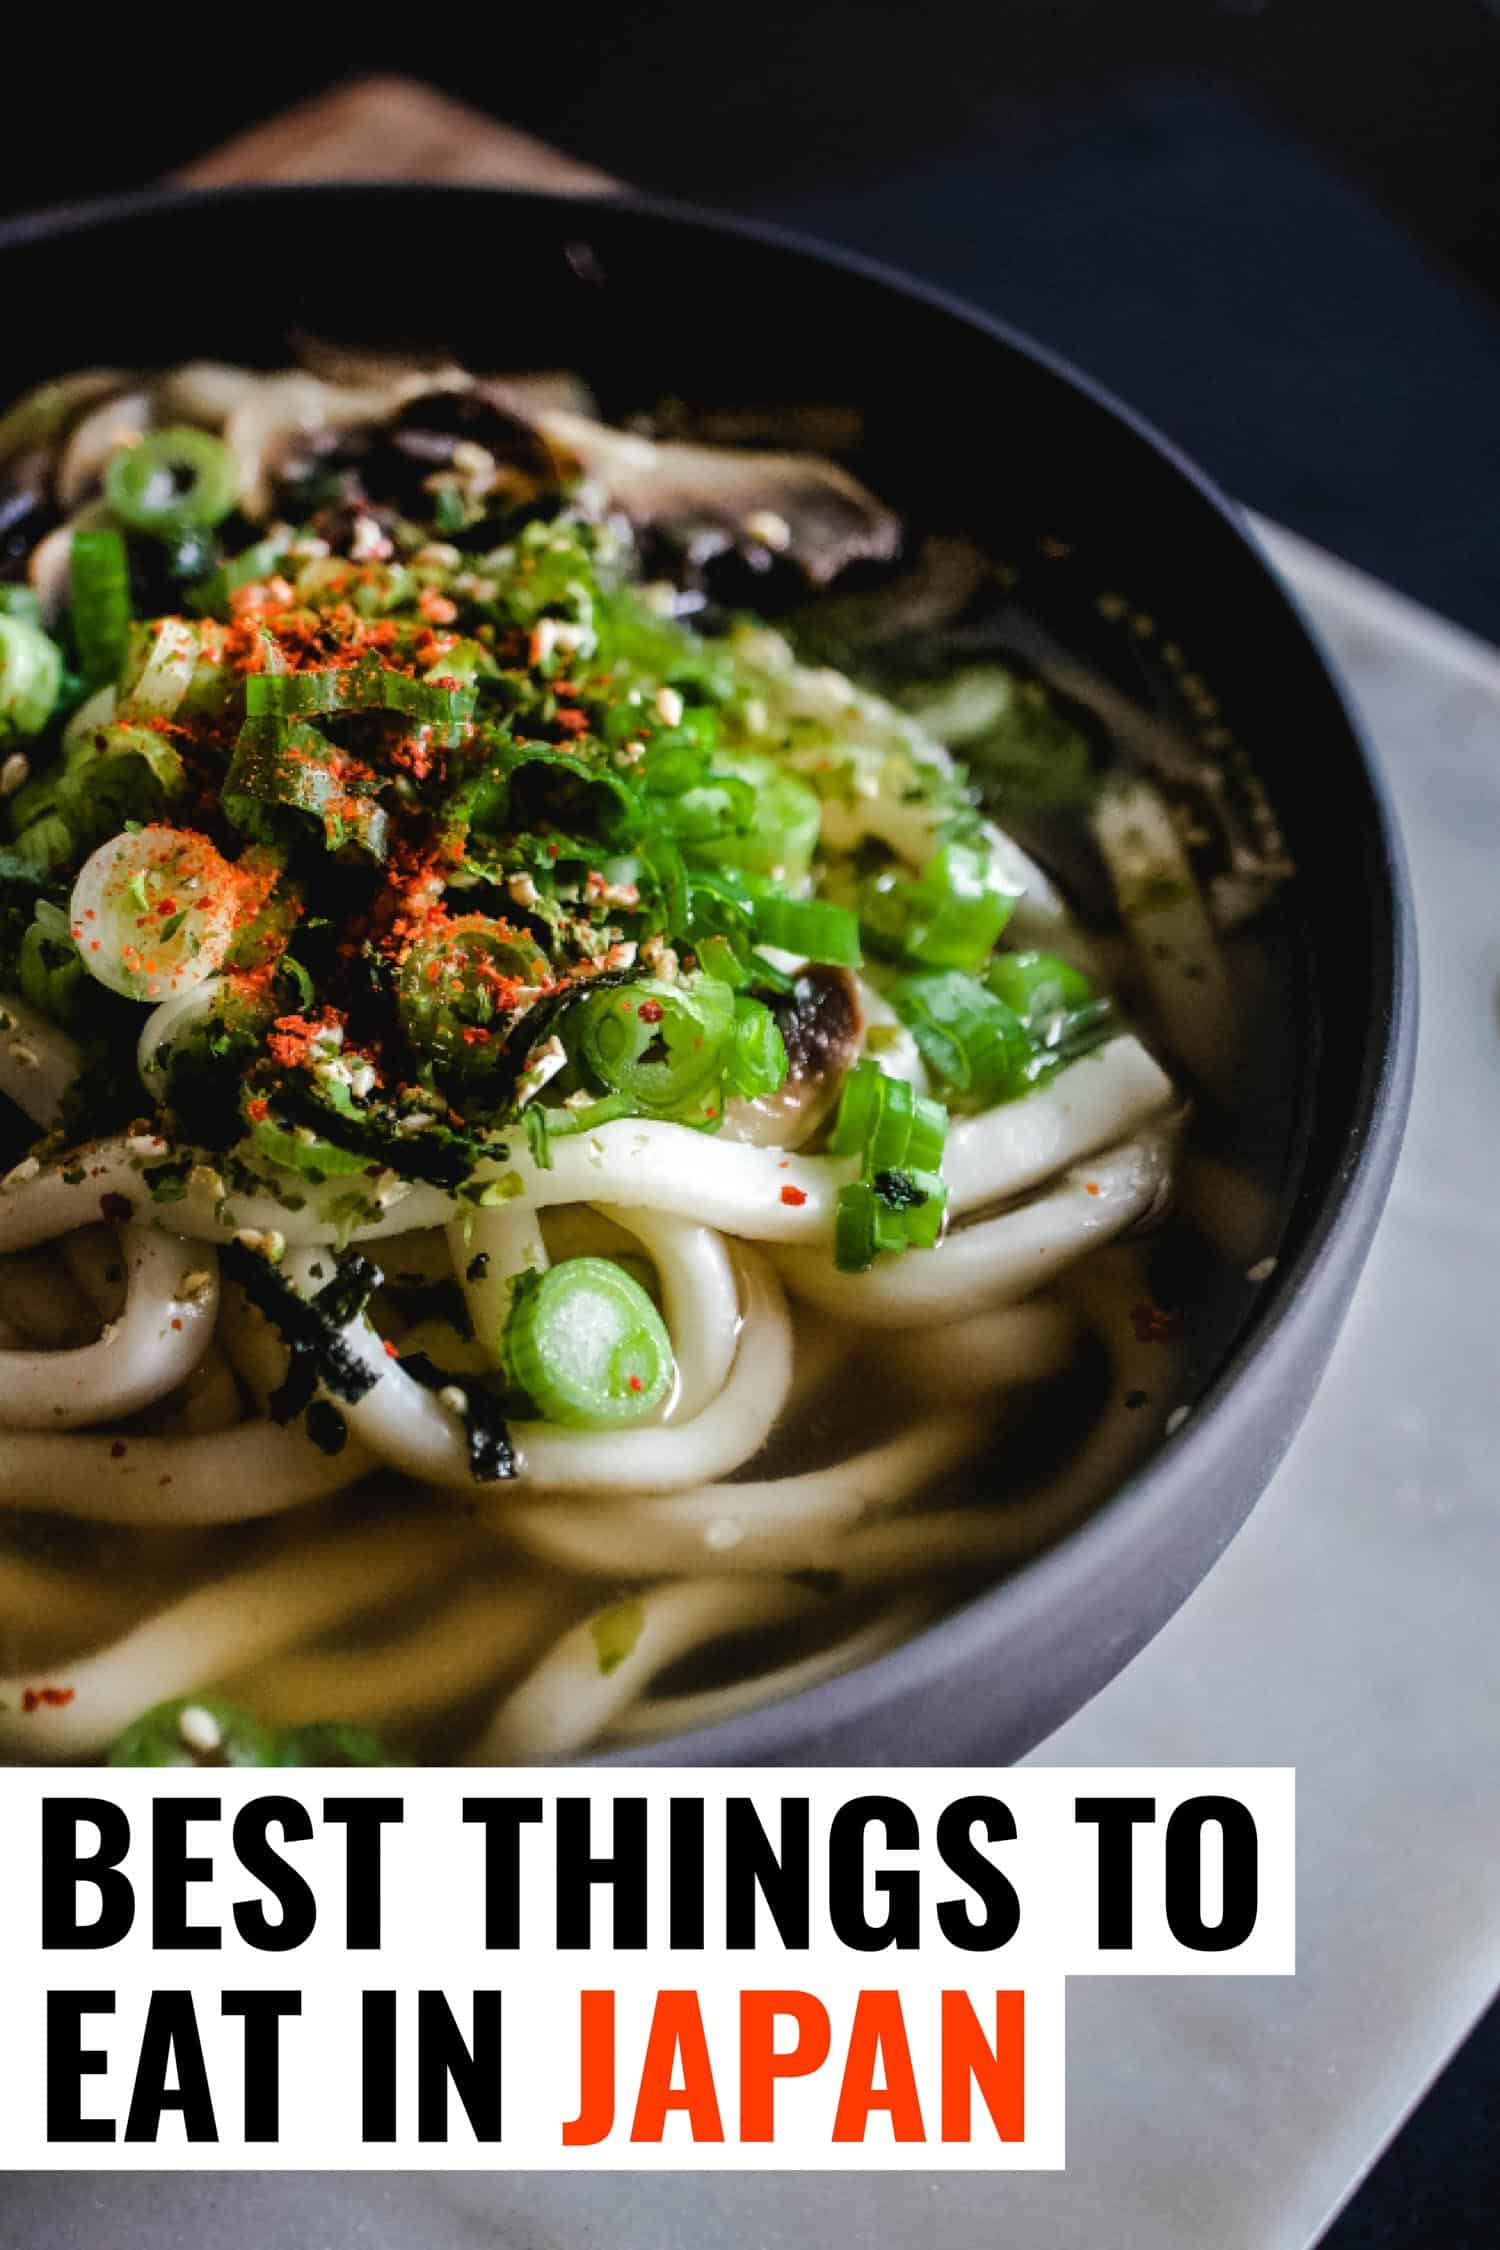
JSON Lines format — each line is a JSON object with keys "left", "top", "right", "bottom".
{"left": 0, "top": 991, "right": 80, "bottom": 1125}
{"left": 468, "top": 1577, "right": 820, "bottom": 1763}
{"left": 0, "top": 1227, "right": 218, "bottom": 1430}
{"left": 0, "top": 1515, "right": 478, "bottom": 1759}
{"left": 775, "top": 1134, "right": 1171, "bottom": 1326}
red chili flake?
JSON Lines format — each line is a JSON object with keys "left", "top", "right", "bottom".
{"left": 245, "top": 1097, "right": 270, "bottom": 1123}
{"left": 1085, "top": 1181, "right": 1100, "bottom": 1197}
{"left": 383, "top": 1338, "right": 399, "bottom": 1359}
{"left": 637, "top": 999, "right": 664, "bottom": 1024}
{"left": 627, "top": 1375, "right": 644, "bottom": 1393}
{"left": 21, "top": 1686, "right": 75, "bottom": 1714}
{"left": 553, "top": 707, "right": 589, "bottom": 736}
{"left": 1129, "top": 1299, "right": 1184, "bottom": 1344}
{"left": 170, "top": 1317, "right": 183, "bottom": 1332}
{"left": 99, "top": 1193, "right": 134, "bottom": 1223}
{"left": 780, "top": 1185, "right": 808, "bottom": 1207}
{"left": 109, "top": 1440, "right": 127, "bottom": 1460}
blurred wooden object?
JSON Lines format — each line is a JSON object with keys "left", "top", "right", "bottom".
{"left": 177, "top": 75, "right": 616, "bottom": 193}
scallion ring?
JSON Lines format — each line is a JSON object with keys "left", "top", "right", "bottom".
{"left": 503, "top": 1256, "right": 675, "bottom": 1430}
{"left": 104, "top": 427, "right": 240, "bottom": 537}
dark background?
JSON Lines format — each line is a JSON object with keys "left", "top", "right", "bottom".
{"left": 5, "top": 1, "right": 1500, "bottom": 2237}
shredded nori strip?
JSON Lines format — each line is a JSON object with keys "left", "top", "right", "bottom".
{"left": 398, "top": 1350, "right": 517, "bottom": 1483}
{"left": 313, "top": 1250, "right": 384, "bottom": 1328}
{"left": 388, "top": 1276, "right": 474, "bottom": 1339}
{"left": 220, "top": 1238, "right": 380, "bottom": 1406}
{"left": 267, "top": 1345, "right": 320, "bottom": 1427}
{"left": 304, "top": 1399, "right": 349, "bottom": 1455}
{"left": 871, "top": 1168, "right": 927, "bottom": 1212}
{"left": 263, "top": 1075, "right": 486, "bottom": 1190}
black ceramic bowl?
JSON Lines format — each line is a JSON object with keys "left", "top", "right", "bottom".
{"left": 0, "top": 184, "right": 1416, "bottom": 1765}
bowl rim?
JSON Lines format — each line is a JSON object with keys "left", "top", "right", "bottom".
{"left": 0, "top": 179, "right": 1419, "bottom": 1761}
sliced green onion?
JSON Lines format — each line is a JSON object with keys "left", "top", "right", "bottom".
{"left": 875, "top": 1165, "right": 948, "bottom": 1249}
{"left": 503, "top": 1256, "right": 674, "bottom": 1430}
{"left": 888, "top": 969, "right": 1035, "bottom": 1106}
{"left": 118, "top": 616, "right": 202, "bottom": 720}
{"left": 277, "top": 1723, "right": 405, "bottom": 1766}
{"left": 57, "top": 722, "right": 185, "bottom": 847}
{"left": 69, "top": 528, "right": 132, "bottom": 689}
{"left": 590, "top": 1596, "right": 647, "bottom": 1675}
{"left": 10, "top": 811, "right": 74, "bottom": 876}
{"left": 743, "top": 886, "right": 861, "bottom": 968}
{"left": 829, "top": 1057, "right": 949, "bottom": 1173}
{"left": 867, "top": 1071, "right": 915, "bottom": 1170}
{"left": 569, "top": 974, "right": 735, "bottom": 1117}
{"left": 834, "top": 1179, "right": 881, "bottom": 1272}
{"left": 225, "top": 716, "right": 390, "bottom": 860}
{"left": 104, "top": 427, "right": 239, "bottom": 536}
{"left": 523, "top": 1090, "right": 641, "bottom": 1162}
{"left": 985, "top": 948, "right": 1095, "bottom": 1021}
{"left": 244, "top": 655, "right": 477, "bottom": 735}
{"left": 249, "top": 1111, "right": 372, "bottom": 1180}
{"left": 900, "top": 665, "right": 1098, "bottom": 809}
{"left": 689, "top": 747, "right": 822, "bottom": 884}
{"left": 183, "top": 535, "right": 290, "bottom": 617}
{"left": 861, "top": 839, "right": 1016, "bottom": 973}
{"left": 109, "top": 1695, "right": 276, "bottom": 1768}
{"left": 69, "top": 826, "right": 241, "bottom": 1002}
{"left": 834, "top": 1167, "right": 949, "bottom": 1272}
{"left": 17, "top": 901, "right": 84, "bottom": 1025}
{"left": 397, "top": 915, "right": 550, "bottom": 1078}
{"left": 723, "top": 994, "right": 788, "bottom": 1101}
{"left": 0, "top": 614, "right": 61, "bottom": 741}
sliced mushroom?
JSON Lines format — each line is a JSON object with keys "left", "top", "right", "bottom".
{"left": 152, "top": 360, "right": 266, "bottom": 425}
{"left": 722, "top": 966, "right": 864, "bottom": 1149}
{"left": 290, "top": 331, "right": 468, "bottom": 390}
{"left": 292, "top": 333, "right": 599, "bottom": 422}
{"left": 386, "top": 388, "right": 570, "bottom": 510}
{"left": 56, "top": 390, "right": 151, "bottom": 509}
{"left": 227, "top": 370, "right": 470, "bottom": 520}
{"left": 529, "top": 405, "right": 902, "bottom": 586}
{"left": 645, "top": 399, "right": 868, "bottom": 455}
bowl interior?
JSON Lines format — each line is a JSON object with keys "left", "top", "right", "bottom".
{"left": 0, "top": 185, "right": 1410, "bottom": 1759}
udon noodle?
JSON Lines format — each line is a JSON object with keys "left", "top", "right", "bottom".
{"left": 0, "top": 348, "right": 1292, "bottom": 1764}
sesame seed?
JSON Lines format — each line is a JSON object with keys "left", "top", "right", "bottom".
{"left": 744, "top": 508, "right": 792, "bottom": 551}
{"left": 654, "top": 685, "right": 684, "bottom": 727}
{"left": 438, "top": 1385, "right": 468, "bottom": 1415}
{"left": 0, "top": 752, "right": 30, "bottom": 797}
{"left": 705, "top": 1519, "right": 745, "bottom": 1551}
{"left": 1246, "top": 1257, "right": 1278, "bottom": 1284}
{"left": 177, "top": 1704, "right": 223, "bottom": 1755}
{"left": 1165, "top": 1406, "right": 1190, "bottom": 1436}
